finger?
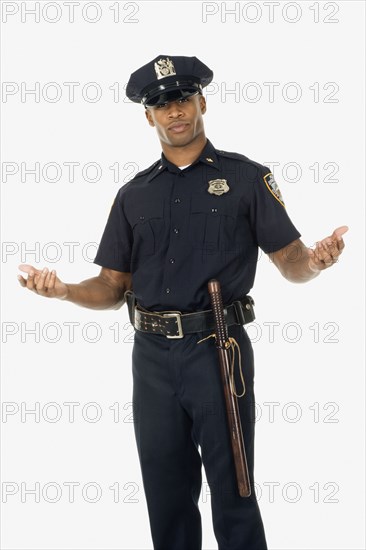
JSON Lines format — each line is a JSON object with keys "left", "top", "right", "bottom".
{"left": 322, "top": 234, "right": 345, "bottom": 256}
{"left": 26, "top": 270, "right": 36, "bottom": 290}
{"left": 44, "top": 269, "right": 53, "bottom": 289}
{"left": 319, "top": 243, "right": 334, "bottom": 267}
{"left": 35, "top": 268, "right": 49, "bottom": 291}
{"left": 318, "top": 242, "right": 328, "bottom": 258}
{"left": 47, "top": 270, "right": 57, "bottom": 290}
{"left": 18, "top": 264, "right": 40, "bottom": 276}
{"left": 318, "top": 227, "right": 348, "bottom": 255}
{"left": 331, "top": 240, "right": 343, "bottom": 260}
{"left": 332, "top": 225, "right": 349, "bottom": 241}
{"left": 326, "top": 235, "right": 346, "bottom": 259}
{"left": 316, "top": 237, "right": 334, "bottom": 256}
{"left": 314, "top": 242, "right": 333, "bottom": 269}
{"left": 322, "top": 240, "right": 339, "bottom": 262}
{"left": 315, "top": 243, "right": 326, "bottom": 262}
{"left": 329, "top": 227, "right": 348, "bottom": 253}
{"left": 17, "top": 275, "right": 26, "bottom": 287}
{"left": 18, "top": 264, "right": 44, "bottom": 287}
{"left": 314, "top": 242, "right": 324, "bottom": 265}
{"left": 334, "top": 235, "right": 345, "bottom": 254}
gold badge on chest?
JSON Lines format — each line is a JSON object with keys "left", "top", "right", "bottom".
{"left": 207, "top": 179, "right": 230, "bottom": 196}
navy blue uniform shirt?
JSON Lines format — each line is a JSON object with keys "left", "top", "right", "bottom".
{"left": 94, "top": 139, "right": 301, "bottom": 312}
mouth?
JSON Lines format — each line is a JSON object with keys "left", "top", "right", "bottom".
{"left": 168, "top": 122, "right": 190, "bottom": 134}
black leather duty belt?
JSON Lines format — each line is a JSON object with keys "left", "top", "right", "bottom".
{"left": 124, "top": 290, "right": 255, "bottom": 339}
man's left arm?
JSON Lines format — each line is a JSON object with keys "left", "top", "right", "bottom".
{"left": 269, "top": 225, "right": 348, "bottom": 283}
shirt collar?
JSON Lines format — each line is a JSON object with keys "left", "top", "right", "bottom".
{"left": 147, "top": 138, "right": 220, "bottom": 182}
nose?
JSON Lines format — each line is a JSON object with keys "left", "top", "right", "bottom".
{"left": 166, "top": 101, "right": 183, "bottom": 118}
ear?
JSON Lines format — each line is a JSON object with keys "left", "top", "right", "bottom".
{"left": 145, "top": 108, "right": 155, "bottom": 127}
{"left": 199, "top": 95, "right": 207, "bottom": 114}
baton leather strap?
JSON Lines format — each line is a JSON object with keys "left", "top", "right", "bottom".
{"left": 124, "top": 291, "right": 255, "bottom": 339}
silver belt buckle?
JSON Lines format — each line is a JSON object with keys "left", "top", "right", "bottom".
{"left": 162, "top": 312, "right": 184, "bottom": 339}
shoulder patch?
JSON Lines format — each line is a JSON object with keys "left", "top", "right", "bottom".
{"left": 263, "top": 173, "right": 285, "bottom": 207}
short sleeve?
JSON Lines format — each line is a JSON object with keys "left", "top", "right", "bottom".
{"left": 250, "top": 165, "right": 301, "bottom": 253}
{"left": 93, "top": 188, "right": 133, "bottom": 272}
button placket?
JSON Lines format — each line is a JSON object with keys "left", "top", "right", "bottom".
{"left": 162, "top": 173, "right": 184, "bottom": 298}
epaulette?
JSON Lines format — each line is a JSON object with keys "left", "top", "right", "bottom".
{"left": 118, "top": 158, "right": 161, "bottom": 195}
{"left": 216, "top": 149, "right": 264, "bottom": 170}
{"left": 132, "top": 159, "right": 161, "bottom": 180}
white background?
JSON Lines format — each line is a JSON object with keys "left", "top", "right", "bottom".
{"left": 1, "top": 1, "right": 365, "bottom": 549}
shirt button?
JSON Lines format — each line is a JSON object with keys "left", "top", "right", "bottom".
{"left": 169, "top": 258, "right": 175, "bottom": 264}
{"left": 165, "top": 287, "right": 171, "bottom": 294}
{"left": 174, "top": 198, "right": 181, "bottom": 203}
{"left": 173, "top": 228, "right": 179, "bottom": 234}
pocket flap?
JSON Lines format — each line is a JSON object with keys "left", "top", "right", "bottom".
{"left": 190, "top": 193, "right": 238, "bottom": 217}
{"left": 130, "top": 201, "right": 164, "bottom": 227}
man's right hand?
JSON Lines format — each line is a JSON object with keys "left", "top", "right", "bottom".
{"left": 18, "top": 265, "right": 132, "bottom": 310}
{"left": 18, "top": 264, "right": 68, "bottom": 299}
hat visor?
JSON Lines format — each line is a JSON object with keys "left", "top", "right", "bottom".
{"left": 144, "top": 86, "right": 200, "bottom": 107}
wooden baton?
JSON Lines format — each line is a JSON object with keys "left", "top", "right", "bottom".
{"left": 208, "top": 278, "right": 251, "bottom": 498}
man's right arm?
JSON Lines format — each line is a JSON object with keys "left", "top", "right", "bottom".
{"left": 18, "top": 264, "right": 132, "bottom": 310}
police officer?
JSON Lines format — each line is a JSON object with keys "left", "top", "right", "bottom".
{"left": 18, "top": 55, "right": 348, "bottom": 550}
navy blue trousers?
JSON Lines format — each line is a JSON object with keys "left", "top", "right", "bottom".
{"left": 132, "top": 323, "right": 267, "bottom": 550}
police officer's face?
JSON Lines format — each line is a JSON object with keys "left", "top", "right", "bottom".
{"left": 145, "top": 93, "right": 206, "bottom": 147}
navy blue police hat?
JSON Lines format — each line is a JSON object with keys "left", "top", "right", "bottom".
{"left": 126, "top": 55, "right": 213, "bottom": 107}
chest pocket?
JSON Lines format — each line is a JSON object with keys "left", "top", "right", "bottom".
{"left": 189, "top": 193, "right": 239, "bottom": 252}
{"left": 130, "top": 201, "right": 164, "bottom": 256}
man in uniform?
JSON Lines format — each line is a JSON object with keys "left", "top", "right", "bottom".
{"left": 18, "top": 55, "right": 348, "bottom": 550}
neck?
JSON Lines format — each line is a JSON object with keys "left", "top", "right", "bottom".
{"left": 161, "top": 133, "right": 207, "bottom": 166}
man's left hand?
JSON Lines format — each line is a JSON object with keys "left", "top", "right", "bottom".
{"left": 308, "top": 225, "right": 349, "bottom": 272}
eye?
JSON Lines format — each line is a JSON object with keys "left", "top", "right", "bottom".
{"left": 178, "top": 97, "right": 189, "bottom": 104}
{"left": 156, "top": 103, "right": 168, "bottom": 109}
